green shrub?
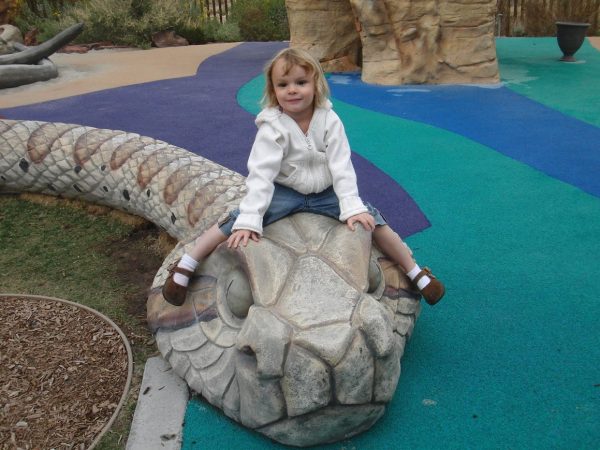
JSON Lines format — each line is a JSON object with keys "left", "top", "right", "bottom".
{"left": 202, "top": 19, "right": 242, "bottom": 42}
{"left": 13, "top": 0, "right": 285, "bottom": 47}
{"left": 229, "top": 0, "right": 289, "bottom": 41}
{"left": 65, "top": 0, "right": 144, "bottom": 46}
{"left": 14, "top": 0, "right": 68, "bottom": 42}
{"left": 15, "top": 0, "right": 207, "bottom": 47}
{"left": 130, "top": 0, "right": 151, "bottom": 19}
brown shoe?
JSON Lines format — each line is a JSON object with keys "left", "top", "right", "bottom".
{"left": 162, "top": 260, "right": 194, "bottom": 306}
{"left": 413, "top": 267, "right": 445, "bottom": 305}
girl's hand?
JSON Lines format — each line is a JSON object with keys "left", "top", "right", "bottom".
{"left": 346, "top": 212, "right": 375, "bottom": 232}
{"left": 227, "top": 229, "right": 260, "bottom": 249}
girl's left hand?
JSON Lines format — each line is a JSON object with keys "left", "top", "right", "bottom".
{"left": 227, "top": 229, "right": 260, "bottom": 249}
{"left": 346, "top": 213, "right": 375, "bottom": 232}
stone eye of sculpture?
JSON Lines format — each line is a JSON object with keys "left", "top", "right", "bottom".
{"left": 1, "top": 119, "right": 423, "bottom": 446}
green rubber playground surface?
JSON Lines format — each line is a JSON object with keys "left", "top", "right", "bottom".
{"left": 496, "top": 37, "right": 600, "bottom": 127}
{"left": 183, "top": 38, "right": 600, "bottom": 449}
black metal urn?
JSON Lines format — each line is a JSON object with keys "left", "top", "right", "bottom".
{"left": 556, "top": 21, "right": 590, "bottom": 62}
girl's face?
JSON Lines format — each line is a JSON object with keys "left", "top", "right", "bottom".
{"left": 271, "top": 59, "right": 315, "bottom": 121}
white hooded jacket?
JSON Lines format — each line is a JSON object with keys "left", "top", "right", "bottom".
{"left": 232, "top": 100, "right": 368, "bottom": 235}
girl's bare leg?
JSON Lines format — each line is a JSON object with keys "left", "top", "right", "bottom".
{"left": 372, "top": 225, "right": 416, "bottom": 273}
{"left": 372, "top": 225, "right": 445, "bottom": 305}
{"left": 162, "top": 224, "right": 227, "bottom": 306}
{"left": 188, "top": 223, "right": 228, "bottom": 261}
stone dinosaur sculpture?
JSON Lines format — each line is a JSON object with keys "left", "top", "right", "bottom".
{"left": 286, "top": 0, "right": 500, "bottom": 85}
{"left": 0, "top": 119, "right": 422, "bottom": 446}
{"left": 0, "top": 22, "right": 83, "bottom": 89}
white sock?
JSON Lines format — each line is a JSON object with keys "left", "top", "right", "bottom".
{"left": 407, "top": 263, "right": 431, "bottom": 290}
{"left": 173, "top": 254, "right": 198, "bottom": 287}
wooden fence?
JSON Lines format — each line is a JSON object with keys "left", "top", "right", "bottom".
{"left": 205, "top": 0, "right": 234, "bottom": 23}
{"left": 496, "top": 0, "right": 600, "bottom": 36}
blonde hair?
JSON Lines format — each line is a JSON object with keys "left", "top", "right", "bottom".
{"left": 261, "top": 47, "right": 330, "bottom": 109}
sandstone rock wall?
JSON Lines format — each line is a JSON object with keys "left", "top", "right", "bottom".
{"left": 286, "top": 0, "right": 499, "bottom": 85}
{"left": 286, "top": 0, "right": 362, "bottom": 72}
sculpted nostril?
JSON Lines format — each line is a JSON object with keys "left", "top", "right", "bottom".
{"left": 236, "top": 307, "right": 291, "bottom": 378}
{"left": 240, "top": 345, "right": 255, "bottom": 356}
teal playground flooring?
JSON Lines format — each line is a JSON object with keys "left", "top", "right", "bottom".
{"left": 183, "top": 39, "right": 600, "bottom": 448}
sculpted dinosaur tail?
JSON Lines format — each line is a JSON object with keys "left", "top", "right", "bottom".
{"left": 0, "top": 119, "right": 244, "bottom": 241}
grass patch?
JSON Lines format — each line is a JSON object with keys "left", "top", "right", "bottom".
{"left": 0, "top": 193, "right": 175, "bottom": 448}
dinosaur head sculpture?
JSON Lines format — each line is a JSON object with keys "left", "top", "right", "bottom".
{"left": 148, "top": 213, "right": 420, "bottom": 446}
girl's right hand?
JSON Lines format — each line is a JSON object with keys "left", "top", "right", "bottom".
{"left": 227, "top": 229, "right": 260, "bottom": 249}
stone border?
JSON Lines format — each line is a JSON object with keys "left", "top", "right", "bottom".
{"left": 126, "top": 356, "right": 189, "bottom": 450}
{"left": 0, "top": 293, "right": 134, "bottom": 450}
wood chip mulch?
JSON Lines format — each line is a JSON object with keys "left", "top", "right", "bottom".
{"left": 0, "top": 296, "right": 130, "bottom": 450}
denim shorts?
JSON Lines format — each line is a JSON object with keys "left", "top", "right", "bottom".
{"left": 219, "top": 183, "right": 387, "bottom": 236}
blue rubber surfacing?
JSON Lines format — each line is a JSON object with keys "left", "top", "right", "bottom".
{"left": 2, "top": 39, "right": 599, "bottom": 449}
{"left": 328, "top": 73, "right": 600, "bottom": 198}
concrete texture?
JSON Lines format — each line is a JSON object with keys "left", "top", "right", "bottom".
{"left": 126, "top": 357, "right": 189, "bottom": 450}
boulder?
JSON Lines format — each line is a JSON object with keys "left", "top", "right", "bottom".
{"left": 0, "top": 23, "right": 23, "bottom": 55}
{"left": 151, "top": 30, "right": 189, "bottom": 48}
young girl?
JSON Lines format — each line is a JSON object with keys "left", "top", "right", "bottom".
{"left": 163, "top": 48, "right": 445, "bottom": 307}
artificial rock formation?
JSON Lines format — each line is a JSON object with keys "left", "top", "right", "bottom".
{"left": 0, "top": 23, "right": 23, "bottom": 53}
{"left": 286, "top": 0, "right": 500, "bottom": 85}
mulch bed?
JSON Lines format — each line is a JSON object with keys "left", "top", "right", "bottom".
{"left": 0, "top": 296, "right": 130, "bottom": 450}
